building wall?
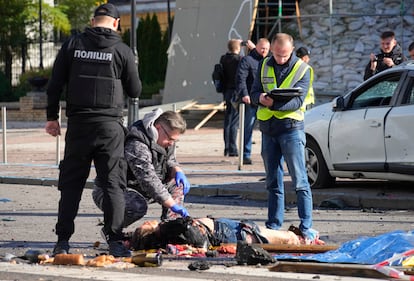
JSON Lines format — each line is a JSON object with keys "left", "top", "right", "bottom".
{"left": 161, "top": 0, "right": 413, "bottom": 104}
{"left": 289, "top": 0, "right": 414, "bottom": 97}
{"left": 117, "top": 0, "right": 175, "bottom": 32}
{"left": 162, "top": 0, "right": 253, "bottom": 104}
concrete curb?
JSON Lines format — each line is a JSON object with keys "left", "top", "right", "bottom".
{"left": 190, "top": 182, "right": 414, "bottom": 210}
{"left": 0, "top": 176, "right": 94, "bottom": 188}
{"left": 2, "top": 175, "right": 412, "bottom": 210}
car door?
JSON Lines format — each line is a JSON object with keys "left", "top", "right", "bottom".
{"left": 384, "top": 71, "right": 414, "bottom": 175}
{"left": 328, "top": 73, "right": 400, "bottom": 172}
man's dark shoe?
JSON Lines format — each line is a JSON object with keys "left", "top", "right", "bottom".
{"left": 109, "top": 240, "right": 131, "bottom": 257}
{"left": 53, "top": 241, "right": 70, "bottom": 256}
{"left": 100, "top": 227, "right": 109, "bottom": 244}
{"left": 243, "top": 158, "right": 252, "bottom": 165}
{"left": 229, "top": 153, "right": 238, "bottom": 157}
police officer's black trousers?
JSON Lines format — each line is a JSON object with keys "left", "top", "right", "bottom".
{"left": 55, "top": 120, "right": 127, "bottom": 242}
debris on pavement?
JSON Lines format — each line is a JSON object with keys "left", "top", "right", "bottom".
{"left": 188, "top": 260, "right": 210, "bottom": 271}
{"left": 235, "top": 241, "right": 275, "bottom": 265}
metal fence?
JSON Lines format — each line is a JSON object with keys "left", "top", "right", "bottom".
{"left": 8, "top": 40, "right": 61, "bottom": 86}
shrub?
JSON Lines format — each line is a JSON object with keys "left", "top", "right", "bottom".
{"left": 141, "top": 81, "right": 165, "bottom": 99}
{"left": 0, "top": 71, "right": 13, "bottom": 102}
{"left": 12, "top": 68, "right": 52, "bottom": 101}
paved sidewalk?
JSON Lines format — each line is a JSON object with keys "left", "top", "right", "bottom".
{"left": 0, "top": 126, "right": 413, "bottom": 210}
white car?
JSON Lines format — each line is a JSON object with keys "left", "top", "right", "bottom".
{"left": 305, "top": 62, "right": 414, "bottom": 188}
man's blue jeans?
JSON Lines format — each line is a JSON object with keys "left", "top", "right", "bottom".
{"left": 261, "top": 129, "right": 313, "bottom": 232}
{"left": 243, "top": 104, "right": 257, "bottom": 159}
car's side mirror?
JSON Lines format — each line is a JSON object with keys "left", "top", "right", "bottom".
{"left": 332, "top": 96, "right": 345, "bottom": 111}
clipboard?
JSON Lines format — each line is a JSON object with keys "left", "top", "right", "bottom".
{"left": 269, "top": 88, "right": 303, "bottom": 98}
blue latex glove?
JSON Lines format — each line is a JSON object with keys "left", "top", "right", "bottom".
{"left": 301, "top": 228, "right": 319, "bottom": 241}
{"left": 170, "top": 204, "right": 189, "bottom": 218}
{"left": 175, "top": 171, "right": 190, "bottom": 195}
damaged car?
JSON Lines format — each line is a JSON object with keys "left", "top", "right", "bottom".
{"left": 305, "top": 62, "right": 414, "bottom": 188}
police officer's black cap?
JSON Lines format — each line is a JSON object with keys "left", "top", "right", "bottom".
{"left": 94, "top": 3, "right": 120, "bottom": 19}
{"left": 296, "top": 47, "right": 310, "bottom": 58}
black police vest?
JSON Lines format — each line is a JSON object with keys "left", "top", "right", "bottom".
{"left": 66, "top": 34, "right": 124, "bottom": 109}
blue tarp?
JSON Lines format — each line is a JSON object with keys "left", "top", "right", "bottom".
{"left": 275, "top": 230, "right": 414, "bottom": 265}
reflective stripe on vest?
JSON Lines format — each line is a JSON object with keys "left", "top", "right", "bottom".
{"left": 304, "top": 66, "right": 315, "bottom": 108}
{"left": 257, "top": 58, "right": 309, "bottom": 121}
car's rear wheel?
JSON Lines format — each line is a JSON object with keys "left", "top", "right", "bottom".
{"left": 305, "top": 138, "right": 335, "bottom": 188}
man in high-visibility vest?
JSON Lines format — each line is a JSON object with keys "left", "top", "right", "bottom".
{"left": 250, "top": 33, "right": 319, "bottom": 242}
{"left": 296, "top": 46, "right": 315, "bottom": 109}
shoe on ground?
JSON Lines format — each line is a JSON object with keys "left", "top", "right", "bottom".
{"left": 101, "top": 226, "right": 130, "bottom": 243}
{"left": 100, "top": 227, "right": 109, "bottom": 244}
{"left": 53, "top": 241, "right": 70, "bottom": 256}
{"left": 229, "top": 153, "right": 238, "bottom": 157}
{"left": 265, "top": 222, "right": 279, "bottom": 230}
{"left": 108, "top": 240, "right": 131, "bottom": 257}
{"left": 243, "top": 158, "right": 252, "bottom": 165}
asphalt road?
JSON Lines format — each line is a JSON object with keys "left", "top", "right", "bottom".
{"left": 0, "top": 125, "right": 413, "bottom": 280}
{"left": 1, "top": 183, "right": 413, "bottom": 281}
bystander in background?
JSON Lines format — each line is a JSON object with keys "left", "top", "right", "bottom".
{"left": 219, "top": 39, "right": 242, "bottom": 157}
{"left": 296, "top": 46, "right": 315, "bottom": 109}
{"left": 364, "top": 31, "right": 406, "bottom": 80}
{"left": 235, "top": 38, "right": 270, "bottom": 164}
{"left": 408, "top": 42, "right": 414, "bottom": 60}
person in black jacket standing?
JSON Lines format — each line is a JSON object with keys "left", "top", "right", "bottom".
{"left": 364, "top": 31, "right": 406, "bottom": 80}
{"left": 235, "top": 38, "right": 270, "bottom": 164}
{"left": 45, "top": 3, "right": 142, "bottom": 257}
{"left": 220, "top": 39, "right": 242, "bottom": 157}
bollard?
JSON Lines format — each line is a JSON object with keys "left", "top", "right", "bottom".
{"left": 1, "top": 106, "right": 7, "bottom": 163}
{"left": 238, "top": 103, "right": 245, "bottom": 170}
{"left": 127, "top": 97, "right": 139, "bottom": 127}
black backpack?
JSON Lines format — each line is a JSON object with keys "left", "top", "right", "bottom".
{"left": 212, "top": 63, "right": 224, "bottom": 93}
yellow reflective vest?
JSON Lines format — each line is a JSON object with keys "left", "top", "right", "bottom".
{"left": 257, "top": 57, "right": 310, "bottom": 121}
{"left": 304, "top": 66, "right": 315, "bottom": 108}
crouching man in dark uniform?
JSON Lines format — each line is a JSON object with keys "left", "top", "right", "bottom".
{"left": 45, "top": 3, "right": 141, "bottom": 257}
{"left": 93, "top": 109, "right": 190, "bottom": 234}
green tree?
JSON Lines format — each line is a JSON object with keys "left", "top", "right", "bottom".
{"left": 160, "top": 17, "right": 172, "bottom": 78}
{"left": 137, "top": 14, "right": 151, "bottom": 84}
{"left": 0, "top": 0, "right": 71, "bottom": 101}
{"left": 147, "top": 14, "right": 162, "bottom": 84}
{"left": 0, "top": 0, "right": 30, "bottom": 92}
{"left": 137, "top": 13, "right": 169, "bottom": 98}
{"left": 56, "top": 0, "right": 106, "bottom": 34}
{"left": 25, "top": 1, "right": 71, "bottom": 41}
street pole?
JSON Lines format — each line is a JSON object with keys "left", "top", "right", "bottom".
{"left": 167, "top": 0, "right": 172, "bottom": 43}
{"left": 39, "top": 0, "right": 43, "bottom": 69}
{"left": 128, "top": 0, "right": 139, "bottom": 126}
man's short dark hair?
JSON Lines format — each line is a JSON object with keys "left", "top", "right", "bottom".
{"left": 408, "top": 42, "right": 414, "bottom": 52}
{"left": 296, "top": 47, "right": 310, "bottom": 58}
{"left": 380, "top": 31, "right": 395, "bottom": 39}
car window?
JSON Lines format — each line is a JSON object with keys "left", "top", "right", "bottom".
{"left": 410, "top": 88, "right": 414, "bottom": 104}
{"left": 350, "top": 76, "right": 399, "bottom": 109}
{"left": 401, "top": 78, "right": 414, "bottom": 105}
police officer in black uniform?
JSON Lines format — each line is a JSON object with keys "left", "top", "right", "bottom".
{"left": 45, "top": 3, "right": 142, "bottom": 257}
